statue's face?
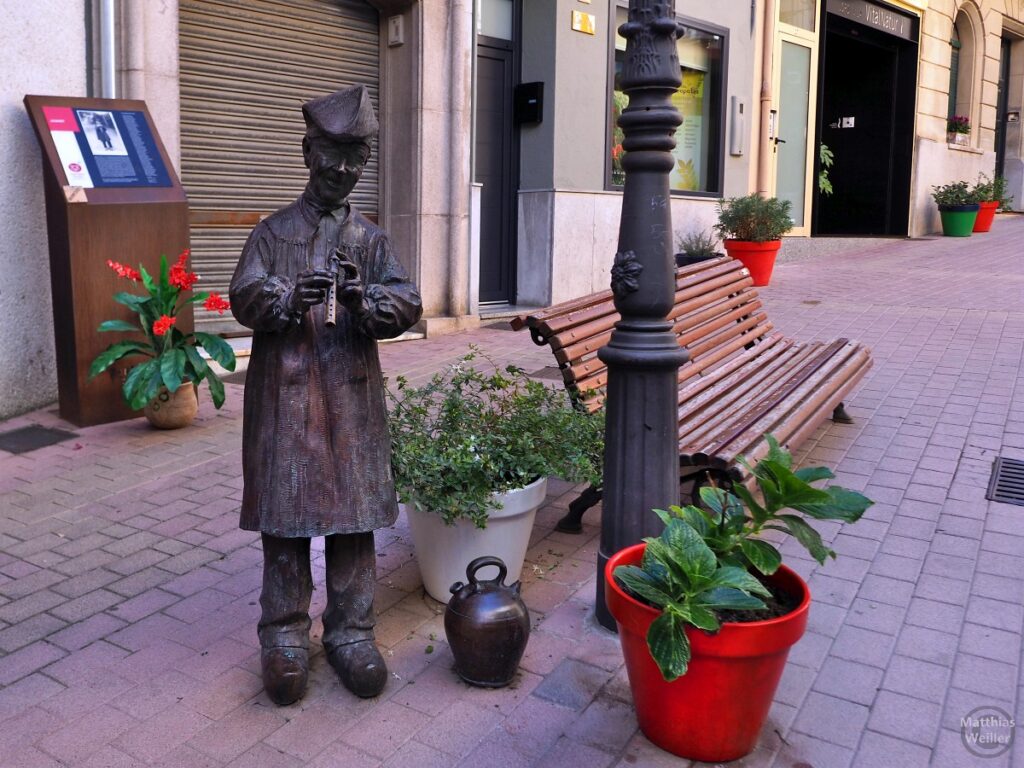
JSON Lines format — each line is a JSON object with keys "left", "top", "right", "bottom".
{"left": 303, "top": 137, "right": 370, "bottom": 207}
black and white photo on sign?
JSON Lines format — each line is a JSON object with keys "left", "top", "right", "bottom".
{"left": 75, "top": 110, "right": 128, "bottom": 156}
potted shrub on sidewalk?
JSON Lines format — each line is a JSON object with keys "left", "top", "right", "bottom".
{"left": 714, "top": 194, "right": 793, "bottom": 286}
{"left": 605, "top": 437, "right": 872, "bottom": 762}
{"left": 388, "top": 350, "right": 603, "bottom": 603}
{"left": 932, "top": 181, "right": 980, "bottom": 237}
{"left": 89, "top": 250, "right": 236, "bottom": 428}
{"left": 674, "top": 228, "right": 721, "bottom": 268}
{"left": 971, "top": 174, "right": 1013, "bottom": 232}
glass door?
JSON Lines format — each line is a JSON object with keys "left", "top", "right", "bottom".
{"left": 772, "top": 4, "right": 820, "bottom": 237}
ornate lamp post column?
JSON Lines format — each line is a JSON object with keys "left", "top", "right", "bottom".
{"left": 596, "top": 0, "right": 688, "bottom": 629}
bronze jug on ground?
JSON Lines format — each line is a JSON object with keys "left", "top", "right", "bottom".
{"left": 444, "top": 556, "right": 530, "bottom": 687}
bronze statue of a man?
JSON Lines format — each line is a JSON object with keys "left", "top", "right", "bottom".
{"left": 229, "top": 85, "right": 422, "bottom": 706}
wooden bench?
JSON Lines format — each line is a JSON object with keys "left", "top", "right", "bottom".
{"left": 511, "top": 255, "right": 872, "bottom": 532}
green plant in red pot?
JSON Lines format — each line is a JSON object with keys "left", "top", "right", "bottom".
{"left": 605, "top": 437, "right": 872, "bottom": 762}
{"left": 971, "top": 174, "right": 1013, "bottom": 233}
{"left": 714, "top": 194, "right": 793, "bottom": 286}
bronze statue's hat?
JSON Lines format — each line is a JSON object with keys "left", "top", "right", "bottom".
{"left": 302, "top": 84, "right": 378, "bottom": 143}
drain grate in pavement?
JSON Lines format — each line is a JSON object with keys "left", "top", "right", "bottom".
{"left": 987, "top": 457, "right": 1024, "bottom": 506}
{"left": 0, "top": 425, "right": 79, "bottom": 454}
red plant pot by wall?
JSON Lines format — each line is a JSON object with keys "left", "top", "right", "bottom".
{"left": 605, "top": 543, "right": 810, "bottom": 763}
{"left": 723, "top": 239, "right": 782, "bottom": 286}
{"left": 973, "top": 200, "right": 999, "bottom": 232}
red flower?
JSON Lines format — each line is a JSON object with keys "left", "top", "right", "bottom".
{"left": 203, "top": 293, "right": 230, "bottom": 315}
{"left": 152, "top": 315, "right": 176, "bottom": 336}
{"left": 168, "top": 249, "right": 199, "bottom": 291}
{"left": 106, "top": 259, "right": 141, "bottom": 282}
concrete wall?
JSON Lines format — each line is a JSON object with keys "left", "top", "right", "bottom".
{"left": 517, "top": 0, "right": 757, "bottom": 307}
{"left": 382, "top": 1, "right": 477, "bottom": 334}
{"left": 0, "top": 1, "right": 88, "bottom": 420}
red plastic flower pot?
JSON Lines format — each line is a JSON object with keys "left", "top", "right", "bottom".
{"left": 973, "top": 200, "right": 999, "bottom": 233}
{"left": 722, "top": 240, "right": 782, "bottom": 286}
{"left": 605, "top": 543, "right": 810, "bottom": 763}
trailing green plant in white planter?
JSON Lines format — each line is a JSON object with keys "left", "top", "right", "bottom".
{"left": 387, "top": 350, "right": 603, "bottom": 602}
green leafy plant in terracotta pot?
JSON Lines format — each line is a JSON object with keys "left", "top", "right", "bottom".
{"left": 604, "top": 437, "right": 872, "bottom": 762}
{"left": 387, "top": 349, "right": 603, "bottom": 602}
{"left": 714, "top": 194, "right": 793, "bottom": 286}
{"left": 932, "top": 181, "right": 979, "bottom": 237}
{"left": 89, "top": 249, "right": 237, "bottom": 428}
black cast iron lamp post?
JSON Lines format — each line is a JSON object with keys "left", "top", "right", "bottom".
{"left": 596, "top": 0, "right": 688, "bottom": 630}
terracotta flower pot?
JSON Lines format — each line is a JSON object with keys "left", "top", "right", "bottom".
{"left": 605, "top": 543, "right": 810, "bottom": 763}
{"left": 973, "top": 200, "right": 999, "bottom": 233}
{"left": 722, "top": 240, "right": 782, "bottom": 286}
{"left": 144, "top": 384, "right": 198, "bottom": 429}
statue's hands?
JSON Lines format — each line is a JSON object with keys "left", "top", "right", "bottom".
{"left": 288, "top": 269, "right": 334, "bottom": 313}
{"left": 335, "top": 256, "right": 366, "bottom": 314}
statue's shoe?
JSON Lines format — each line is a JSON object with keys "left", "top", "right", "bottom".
{"left": 261, "top": 647, "right": 308, "bottom": 706}
{"left": 328, "top": 640, "right": 388, "bottom": 698}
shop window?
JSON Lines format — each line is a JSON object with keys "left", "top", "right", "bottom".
{"left": 608, "top": 7, "right": 725, "bottom": 196}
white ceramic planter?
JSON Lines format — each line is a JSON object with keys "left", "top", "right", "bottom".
{"left": 406, "top": 477, "right": 548, "bottom": 603}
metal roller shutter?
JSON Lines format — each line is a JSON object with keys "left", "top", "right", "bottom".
{"left": 179, "top": 0, "right": 380, "bottom": 333}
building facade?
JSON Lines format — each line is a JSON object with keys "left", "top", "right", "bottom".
{"left": 2, "top": 0, "right": 1022, "bottom": 420}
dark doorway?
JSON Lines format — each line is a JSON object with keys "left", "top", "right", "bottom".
{"left": 996, "top": 38, "right": 1012, "bottom": 178}
{"left": 476, "top": 39, "right": 518, "bottom": 305}
{"left": 814, "top": 12, "right": 918, "bottom": 236}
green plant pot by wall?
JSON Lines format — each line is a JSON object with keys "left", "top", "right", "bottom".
{"left": 938, "top": 204, "right": 979, "bottom": 237}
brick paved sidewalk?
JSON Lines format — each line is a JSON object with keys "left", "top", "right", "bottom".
{"left": 1, "top": 217, "right": 1023, "bottom": 767}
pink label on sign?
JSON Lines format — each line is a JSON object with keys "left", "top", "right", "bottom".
{"left": 42, "top": 106, "right": 79, "bottom": 132}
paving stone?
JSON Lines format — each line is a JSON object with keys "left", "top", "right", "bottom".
{"left": 791, "top": 691, "right": 869, "bottom": 749}
{"left": 950, "top": 653, "right": 1018, "bottom": 701}
{"left": 500, "top": 695, "right": 577, "bottom": 758}
{"left": 0, "top": 639, "right": 66, "bottom": 685}
{"left": 48, "top": 612, "right": 126, "bottom": 651}
{"left": 114, "top": 702, "right": 213, "bottom": 763}
{"left": 0, "top": 611, "right": 67, "bottom": 652}
{"left": 38, "top": 703, "right": 139, "bottom": 765}
{"left": 881, "top": 654, "right": 951, "bottom": 702}
{"left": 895, "top": 624, "right": 959, "bottom": 667}
{"left": 851, "top": 731, "right": 931, "bottom": 768}
{"left": 530, "top": 658, "right": 610, "bottom": 712}
{"left": 811, "top": 657, "right": 883, "bottom": 706}
{"left": 830, "top": 624, "right": 895, "bottom": 669}
{"left": 866, "top": 690, "right": 942, "bottom": 746}
{"left": 339, "top": 700, "right": 431, "bottom": 760}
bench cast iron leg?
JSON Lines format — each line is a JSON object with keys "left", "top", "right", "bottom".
{"left": 832, "top": 401, "right": 854, "bottom": 424}
{"left": 556, "top": 484, "right": 603, "bottom": 533}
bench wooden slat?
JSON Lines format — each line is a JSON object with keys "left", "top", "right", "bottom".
{"left": 511, "top": 256, "right": 873, "bottom": 520}
{"left": 696, "top": 341, "right": 867, "bottom": 465}
{"left": 697, "top": 340, "right": 851, "bottom": 456}
{"left": 520, "top": 258, "right": 747, "bottom": 344}
{"left": 678, "top": 342, "right": 825, "bottom": 450}
{"left": 701, "top": 351, "right": 872, "bottom": 474}
{"left": 556, "top": 280, "right": 759, "bottom": 365}
{"left": 676, "top": 341, "right": 804, "bottom": 439}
